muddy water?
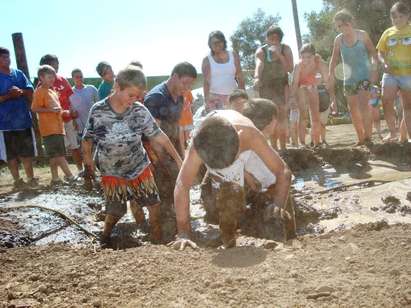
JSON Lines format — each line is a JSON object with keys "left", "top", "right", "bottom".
{"left": 1, "top": 145, "right": 410, "bottom": 249}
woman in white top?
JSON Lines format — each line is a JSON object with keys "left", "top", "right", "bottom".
{"left": 202, "top": 31, "right": 245, "bottom": 112}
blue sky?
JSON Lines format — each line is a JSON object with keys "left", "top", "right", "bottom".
{"left": 2, "top": 0, "right": 324, "bottom": 78}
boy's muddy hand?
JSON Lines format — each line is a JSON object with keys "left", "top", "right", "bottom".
{"left": 168, "top": 234, "right": 198, "bottom": 251}
{"left": 273, "top": 206, "right": 292, "bottom": 221}
{"left": 264, "top": 203, "right": 291, "bottom": 222}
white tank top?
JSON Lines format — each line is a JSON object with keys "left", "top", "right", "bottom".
{"left": 208, "top": 51, "right": 237, "bottom": 95}
{"left": 207, "top": 150, "right": 252, "bottom": 187}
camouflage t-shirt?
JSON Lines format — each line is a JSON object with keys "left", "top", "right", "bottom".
{"left": 83, "top": 99, "right": 161, "bottom": 179}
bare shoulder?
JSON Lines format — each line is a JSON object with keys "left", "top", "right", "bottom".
{"left": 357, "top": 29, "right": 369, "bottom": 40}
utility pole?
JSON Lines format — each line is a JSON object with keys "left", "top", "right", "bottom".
{"left": 291, "top": 0, "right": 302, "bottom": 52}
{"left": 12, "top": 33, "right": 30, "bottom": 79}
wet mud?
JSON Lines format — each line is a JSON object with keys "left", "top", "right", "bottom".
{"left": 0, "top": 144, "right": 411, "bottom": 250}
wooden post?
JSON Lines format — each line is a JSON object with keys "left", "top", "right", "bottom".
{"left": 12, "top": 33, "right": 30, "bottom": 79}
{"left": 291, "top": 0, "right": 303, "bottom": 52}
{"left": 12, "top": 33, "right": 44, "bottom": 157}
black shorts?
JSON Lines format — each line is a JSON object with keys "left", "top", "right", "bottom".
{"left": 43, "top": 134, "right": 66, "bottom": 158}
{"left": 3, "top": 128, "right": 35, "bottom": 160}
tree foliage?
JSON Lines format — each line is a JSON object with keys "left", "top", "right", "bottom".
{"left": 230, "top": 9, "right": 281, "bottom": 70}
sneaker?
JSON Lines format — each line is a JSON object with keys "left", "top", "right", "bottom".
{"left": 26, "top": 177, "right": 40, "bottom": 188}
{"left": 64, "top": 175, "right": 76, "bottom": 184}
{"left": 13, "top": 178, "right": 27, "bottom": 190}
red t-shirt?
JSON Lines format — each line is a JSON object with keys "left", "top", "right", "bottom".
{"left": 53, "top": 75, "right": 74, "bottom": 122}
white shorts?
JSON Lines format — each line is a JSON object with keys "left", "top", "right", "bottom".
{"left": 64, "top": 120, "right": 80, "bottom": 150}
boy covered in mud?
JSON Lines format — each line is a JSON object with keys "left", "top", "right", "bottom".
{"left": 82, "top": 67, "right": 182, "bottom": 245}
{"left": 170, "top": 107, "right": 294, "bottom": 250}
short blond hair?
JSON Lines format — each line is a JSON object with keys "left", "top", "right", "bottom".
{"left": 37, "top": 65, "right": 56, "bottom": 78}
{"left": 115, "top": 66, "right": 146, "bottom": 90}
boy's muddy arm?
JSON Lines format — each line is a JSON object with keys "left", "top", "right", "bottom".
{"left": 249, "top": 130, "right": 292, "bottom": 208}
{"left": 151, "top": 131, "right": 182, "bottom": 169}
{"left": 170, "top": 146, "right": 202, "bottom": 250}
{"left": 82, "top": 139, "right": 94, "bottom": 172}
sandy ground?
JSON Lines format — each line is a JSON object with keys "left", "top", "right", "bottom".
{"left": 0, "top": 224, "right": 410, "bottom": 308}
{"left": 0, "top": 124, "right": 410, "bottom": 308}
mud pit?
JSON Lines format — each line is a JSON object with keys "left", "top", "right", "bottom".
{"left": 1, "top": 143, "right": 410, "bottom": 250}
{"left": 0, "top": 124, "right": 410, "bottom": 307}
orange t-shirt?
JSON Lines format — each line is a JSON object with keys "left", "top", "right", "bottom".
{"left": 179, "top": 91, "right": 193, "bottom": 126}
{"left": 32, "top": 87, "right": 65, "bottom": 137}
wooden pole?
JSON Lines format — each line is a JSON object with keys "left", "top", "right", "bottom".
{"left": 291, "top": 0, "right": 303, "bottom": 52}
{"left": 12, "top": 33, "right": 30, "bottom": 79}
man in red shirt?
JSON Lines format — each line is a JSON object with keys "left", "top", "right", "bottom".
{"left": 39, "top": 55, "right": 83, "bottom": 175}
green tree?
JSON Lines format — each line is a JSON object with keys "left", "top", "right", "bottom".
{"left": 230, "top": 9, "right": 281, "bottom": 71}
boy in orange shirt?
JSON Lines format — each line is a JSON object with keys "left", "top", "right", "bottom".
{"left": 178, "top": 90, "right": 194, "bottom": 154}
{"left": 31, "top": 65, "right": 74, "bottom": 185}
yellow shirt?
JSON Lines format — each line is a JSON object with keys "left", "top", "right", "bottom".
{"left": 376, "top": 24, "right": 411, "bottom": 76}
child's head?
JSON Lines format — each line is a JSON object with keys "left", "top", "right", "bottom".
{"left": 113, "top": 66, "right": 146, "bottom": 107}
{"left": 128, "top": 61, "right": 143, "bottom": 70}
{"left": 0, "top": 47, "right": 10, "bottom": 69}
{"left": 334, "top": 10, "right": 354, "bottom": 34}
{"left": 170, "top": 62, "right": 197, "bottom": 96}
{"left": 96, "top": 61, "right": 114, "bottom": 82}
{"left": 37, "top": 65, "right": 56, "bottom": 87}
{"left": 242, "top": 98, "right": 278, "bottom": 138}
{"left": 71, "top": 68, "right": 84, "bottom": 87}
{"left": 208, "top": 31, "right": 227, "bottom": 55}
{"left": 299, "top": 43, "right": 316, "bottom": 64}
{"left": 228, "top": 89, "right": 249, "bottom": 113}
{"left": 266, "top": 26, "right": 284, "bottom": 45}
{"left": 39, "top": 54, "right": 59, "bottom": 73}
{"left": 193, "top": 115, "right": 239, "bottom": 169}
{"left": 390, "top": 2, "right": 410, "bottom": 29}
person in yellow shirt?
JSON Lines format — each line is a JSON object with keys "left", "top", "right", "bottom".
{"left": 31, "top": 65, "right": 74, "bottom": 185}
{"left": 377, "top": 1, "right": 411, "bottom": 142}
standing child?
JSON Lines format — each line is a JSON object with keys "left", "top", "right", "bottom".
{"left": 96, "top": 61, "right": 114, "bottom": 100}
{"left": 31, "top": 65, "right": 75, "bottom": 185}
{"left": 329, "top": 10, "right": 378, "bottom": 146}
{"left": 377, "top": 2, "right": 411, "bottom": 142}
{"left": 290, "top": 43, "right": 329, "bottom": 148}
{"left": 179, "top": 90, "right": 195, "bottom": 154}
{"left": 82, "top": 66, "right": 182, "bottom": 245}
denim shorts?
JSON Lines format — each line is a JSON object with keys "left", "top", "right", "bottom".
{"left": 382, "top": 73, "right": 411, "bottom": 92}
